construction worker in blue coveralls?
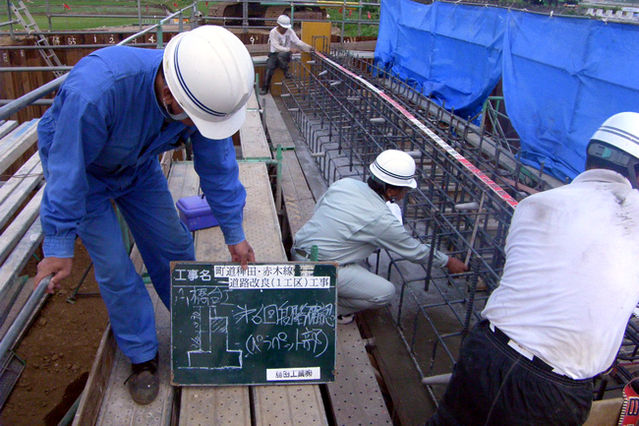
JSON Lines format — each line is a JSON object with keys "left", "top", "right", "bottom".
{"left": 259, "top": 14, "right": 313, "bottom": 95}
{"left": 292, "top": 150, "right": 468, "bottom": 324}
{"left": 33, "top": 26, "right": 256, "bottom": 405}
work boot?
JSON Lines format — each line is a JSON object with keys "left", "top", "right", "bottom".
{"left": 125, "top": 353, "right": 159, "bottom": 405}
{"left": 262, "top": 69, "right": 273, "bottom": 94}
{"left": 337, "top": 314, "right": 355, "bottom": 325}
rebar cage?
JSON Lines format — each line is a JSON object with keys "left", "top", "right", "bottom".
{"left": 279, "top": 46, "right": 639, "bottom": 402}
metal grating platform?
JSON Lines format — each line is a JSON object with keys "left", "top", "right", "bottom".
{"left": 329, "top": 322, "right": 391, "bottom": 425}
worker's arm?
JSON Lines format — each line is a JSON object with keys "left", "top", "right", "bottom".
{"left": 289, "top": 30, "right": 313, "bottom": 52}
{"left": 36, "top": 90, "right": 109, "bottom": 291}
{"left": 366, "top": 212, "right": 466, "bottom": 273}
{"left": 191, "top": 134, "right": 255, "bottom": 268}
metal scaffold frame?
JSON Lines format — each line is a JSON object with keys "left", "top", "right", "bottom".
{"left": 280, "top": 46, "right": 639, "bottom": 403}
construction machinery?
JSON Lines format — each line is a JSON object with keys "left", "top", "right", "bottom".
{"left": 207, "top": 1, "right": 328, "bottom": 27}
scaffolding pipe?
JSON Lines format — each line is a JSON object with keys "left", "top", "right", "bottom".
{"left": 0, "top": 4, "right": 195, "bottom": 121}
{"left": 0, "top": 276, "right": 51, "bottom": 363}
{"left": 5, "top": 0, "right": 13, "bottom": 39}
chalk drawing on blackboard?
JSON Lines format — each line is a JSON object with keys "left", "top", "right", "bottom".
{"left": 181, "top": 305, "right": 243, "bottom": 370}
{"left": 171, "top": 262, "right": 337, "bottom": 385}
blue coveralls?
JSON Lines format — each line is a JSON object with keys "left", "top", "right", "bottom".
{"left": 37, "top": 46, "right": 247, "bottom": 364}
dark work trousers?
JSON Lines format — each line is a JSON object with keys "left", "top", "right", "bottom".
{"left": 262, "top": 51, "right": 292, "bottom": 92}
{"left": 428, "top": 320, "right": 593, "bottom": 426}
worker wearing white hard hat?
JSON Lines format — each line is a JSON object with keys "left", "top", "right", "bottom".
{"left": 260, "top": 14, "right": 314, "bottom": 95}
{"left": 35, "top": 25, "right": 256, "bottom": 405}
{"left": 430, "top": 112, "right": 639, "bottom": 424}
{"left": 292, "top": 150, "right": 467, "bottom": 324}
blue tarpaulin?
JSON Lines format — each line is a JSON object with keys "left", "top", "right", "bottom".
{"left": 375, "top": 0, "right": 639, "bottom": 181}
{"left": 375, "top": 1, "right": 506, "bottom": 121}
{"left": 503, "top": 12, "right": 639, "bottom": 181}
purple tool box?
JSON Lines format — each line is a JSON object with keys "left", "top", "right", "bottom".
{"left": 176, "top": 195, "right": 219, "bottom": 231}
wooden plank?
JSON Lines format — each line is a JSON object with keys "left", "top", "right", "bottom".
{"left": 93, "top": 282, "right": 175, "bottom": 426}
{"left": 179, "top": 387, "right": 251, "bottom": 426}
{"left": 239, "top": 162, "right": 327, "bottom": 425}
{"left": 263, "top": 95, "right": 393, "bottom": 424}
{"left": 73, "top": 328, "right": 117, "bottom": 426}
{"left": 0, "top": 120, "right": 18, "bottom": 140}
{"left": 78, "top": 154, "right": 179, "bottom": 425}
{"left": 0, "top": 119, "right": 38, "bottom": 175}
{"left": 0, "top": 153, "right": 42, "bottom": 230}
{"left": 265, "top": 93, "right": 392, "bottom": 424}
{"left": 0, "top": 220, "right": 43, "bottom": 328}
{"left": 328, "top": 321, "right": 392, "bottom": 425}
{"left": 281, "top": 151, "right": 315, "bottom": 237}
{"left": 252, "top": 385, "right": 327, "bottom": 426}
{"left": 91, "top": 162, "right": 198, "bottom": 425}
{"left": 180, "top": 162, "right": 327, "bottom": 425}
{"left": 239, "top": 110, "right": 271, "bottom": 159}
{"left": 262, "top": 93, "right": 295, "bottom": 149}
{"left": 179, "top": 160, "right": 251, "bottom": 425}
{"left": 247, "top": 91, "right": 260, "bottom": 111}
{"left": 360, "top": 309, "right": 435, "bottom": 425}
{"left": 262, "top": 93, "right": 316, "bottom": 238}
{"left": 0, "top": 186, "right": 43, "bottom": 264}
{"left": 584, "top": 397, "right": 623, "bottom": 426}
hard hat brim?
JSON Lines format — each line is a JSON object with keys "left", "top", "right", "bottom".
{"left": 278, "top": 23, "right": 292, "bottom": 29}
{"left": 163, "top": 27, "right": 253, "bottom": 141}
{"left": 369, "top": 162, "right": 417, "bottom": 189}
{"left": 191, "top": 103, "right": 247, "bottom": 140}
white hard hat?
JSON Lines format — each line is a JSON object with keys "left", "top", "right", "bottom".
{"left": 369, "top": 150, "right": 417, "bottom": 189}
{"left": 589, "top": 112, "right": 639, "bottom": 159}
{"left": 277, "top": 15, "right": 292, "bottom": 29}
{"left": 163, "top": 26, "right": 254, "bottom": 140}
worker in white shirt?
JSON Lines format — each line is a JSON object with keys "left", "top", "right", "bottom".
{"left": 260, "top": 14, "right": 313, "bottom": 95}
{"left": 292, "top": 150, "right": 468, "bottom": 324}
{"left": 428, "top": 112, "right": 639, "bottom": 425}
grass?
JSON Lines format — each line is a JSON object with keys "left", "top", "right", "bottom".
{"left": 324, "top": 6, "right": 380, "bottom": 37}
{"left": 0, "top": 1, "right": 379, "bottom": 37}
{"left": 0, "top": 1, "right": 208, "bottom": 31}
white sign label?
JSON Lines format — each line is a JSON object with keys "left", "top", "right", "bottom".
{"left": 266, "top": 367, "right": 320, "bottom": 381}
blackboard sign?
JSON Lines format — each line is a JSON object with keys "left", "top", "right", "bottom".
{"left": 170, "top": 262, "right": 337, "bottom": 386}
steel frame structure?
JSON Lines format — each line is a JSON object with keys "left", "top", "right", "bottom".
{"left": 280, "top": 46, "right": 639, "bottom": 402}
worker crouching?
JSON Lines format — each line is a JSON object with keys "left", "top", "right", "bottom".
{"left": 292, "top": 149, "right": 467, "bottom": 324}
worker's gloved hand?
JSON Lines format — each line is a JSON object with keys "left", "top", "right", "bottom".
{"left": 445, "top": 257, "right": 468, "bottom": 274}
{"left": 228, "top": 240, "right": 255, "bottom": 270}
{"left": 35, "top": 257, "right": 73, "bottom": 294}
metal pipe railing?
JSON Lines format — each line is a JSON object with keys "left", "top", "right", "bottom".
{"left": 0, "top": 0, "right": 197, "bottom": 364}
{"left": 0, "top": 276, "right": 50, "bottom": 363}
{"left": 0, "top": 3, "right": 196, "bottom": 121}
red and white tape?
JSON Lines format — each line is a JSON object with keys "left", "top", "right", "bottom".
{"left": 315, "top": 52, "right": 519, "bottom": 208}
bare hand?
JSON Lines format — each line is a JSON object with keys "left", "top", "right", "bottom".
{"left": 228, "top": 240, "right": 255, "bottom": 270}
{"left": 446, "top": 257, "right": 468, "bottom": 274}
{"left": 291, "top": 48, "right": 301, "bottom": 54}
{"left": 35, "top": 257, "right": 73, "bottom": 294}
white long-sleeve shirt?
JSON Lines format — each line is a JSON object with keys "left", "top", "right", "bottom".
{"left": 293, "top": 178, "right": 449, "bottom": 267}
{"left": 483, "top": 169, "right": 639, "bottom": 379}
{"left": 268, "top": 27, "right": 312, "bottom": 53}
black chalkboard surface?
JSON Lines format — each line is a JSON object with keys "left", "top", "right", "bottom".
{"left": 170, "top": 262, "right": 337, "bottom": 386}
